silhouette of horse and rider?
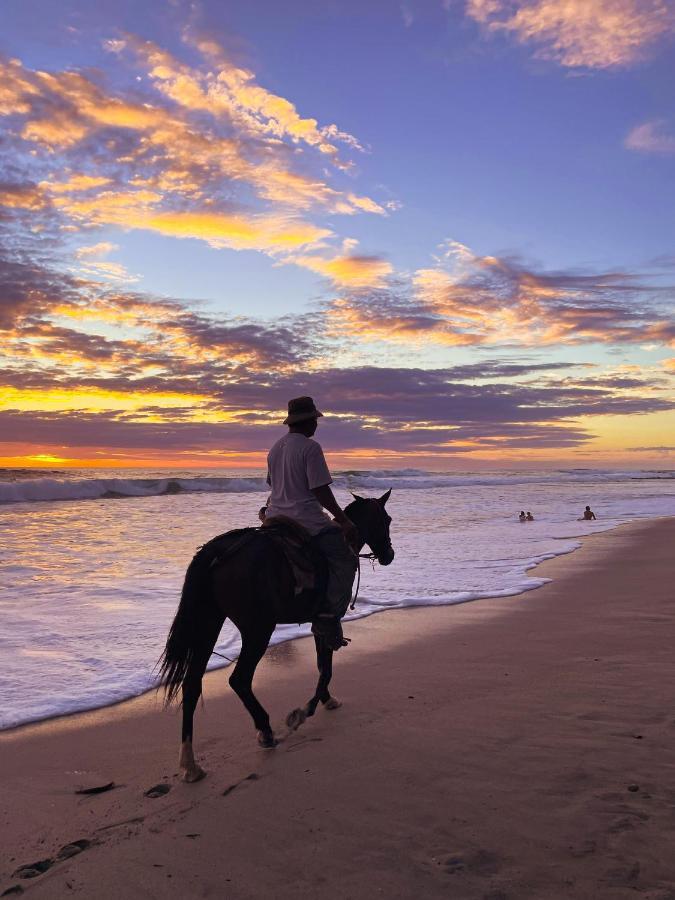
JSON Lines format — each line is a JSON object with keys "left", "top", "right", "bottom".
{"left": 160, "top": 397, "right": 395, "bottom": 782}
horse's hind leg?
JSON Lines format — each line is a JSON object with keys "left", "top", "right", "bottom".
{"left": 229, "top": 623, "right": 276, "bottom": 748}
{"left": 179, "top": 611, "right": 224, "bottom": 783}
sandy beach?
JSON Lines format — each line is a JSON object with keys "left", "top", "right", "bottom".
{"left": 2, "top": 517, "right": 675, "bottom": 899}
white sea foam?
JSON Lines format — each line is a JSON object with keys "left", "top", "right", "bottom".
{"left": 0, "top": 467, "right": 673, "bottom": 729}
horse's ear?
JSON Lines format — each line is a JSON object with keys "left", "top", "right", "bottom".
{"left": 379, "top": 489, "right": 391, "bottom": 506}
{"left": 350, "top": 492, "right": 366, "bottom": 502}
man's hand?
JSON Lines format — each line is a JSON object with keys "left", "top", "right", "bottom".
{"left": 312, "top": 483, "right": 360, "bottom": 551}
{"left": 337, "top": 514, "right": 359, "bottom": 552}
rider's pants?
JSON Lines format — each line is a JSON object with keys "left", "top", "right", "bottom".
{"left": 312, "top": 526, "right": 357, "bottom": 618}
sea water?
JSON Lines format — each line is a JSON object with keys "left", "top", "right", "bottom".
{"left": 0, "top": 467, "right": 673, "bottom": 730}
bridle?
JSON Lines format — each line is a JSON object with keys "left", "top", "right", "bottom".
{"left": 349, "top": 499, "right": 393, "bottom": 609}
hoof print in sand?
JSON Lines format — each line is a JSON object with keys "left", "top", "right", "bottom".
{"left": 222, "top": 773, "right": 259, "bottom": 797}
{"left": 144, "top": 783, "right": 171, "bottom": 798}
{"left": 57, "top": 839, "right": 91, "bottom": 860}
{"left": 75, "top": 781, "right": 115, "bottom": 795}
{"left": 12, "top": 859, "right": 53, "bottom": 879}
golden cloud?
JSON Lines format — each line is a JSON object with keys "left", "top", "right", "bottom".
{"left": 293, "top": 252, "right": 393, "bottom": 287}
{"left": 465, "top": 0, "right": 674, "bottom": 68}
{"left": 0, "top": 42, "right": 386, "bottom": 278}
{"left": 41, "top": 174, "right": 113, "bottom": 193}
{"left": 328, "top": 239, "right": 675, "bottom": 348}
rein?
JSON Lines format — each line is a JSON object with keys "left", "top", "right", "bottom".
{"left": 350, "top": 551, "right": 377, "bottom": 610}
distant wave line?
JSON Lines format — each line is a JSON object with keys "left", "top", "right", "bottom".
{"left": 0, "top": 469, "right": 673, "bottom": 506}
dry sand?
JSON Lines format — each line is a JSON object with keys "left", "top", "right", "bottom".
{"left": 1, "top": 518, "right": 675, "bottom": 899}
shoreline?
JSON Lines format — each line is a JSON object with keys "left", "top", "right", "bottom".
{"left": 2, "top": 517, "right": 675, "bottom": 898}
{"left": 2, "top": 514, "right": 670, "bottom": 737}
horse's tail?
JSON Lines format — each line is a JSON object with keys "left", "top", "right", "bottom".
{"left": 157, "top": 541, "right": 219, "bottom": 705}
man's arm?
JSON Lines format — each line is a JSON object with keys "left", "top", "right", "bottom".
{"left": 312, "top": 484, "right": 359, "bottom": 549}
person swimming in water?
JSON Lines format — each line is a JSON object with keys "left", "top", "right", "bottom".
{"left": 518, "top": 510, "right": 527, "bottom": 522}
{"left": 582, "top": 505, "right": 596, "bottom": 520}
{"left": 526, "top": 511, "right": 534, "bottom": 521}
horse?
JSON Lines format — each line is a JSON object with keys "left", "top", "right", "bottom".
{"left": 159, "top": 491, "right": 395, "bottom": 782}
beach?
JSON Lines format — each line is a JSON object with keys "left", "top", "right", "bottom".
{"left": 1, "top": 517, "right": 674, "bottom": 898}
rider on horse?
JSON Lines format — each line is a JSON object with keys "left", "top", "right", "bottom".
{"left": 265, "top": 397, "right": 358, "bottom": 651}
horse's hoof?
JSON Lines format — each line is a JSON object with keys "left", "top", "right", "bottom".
{"left": 286, "top": 708, "right": 307, "bottom": 731}
{"left": 181, "top": 766, "right": 207, "bottom": 784}
{"left": 257, "top": 729, "right": 277, "bottom": 749}
{"left": 323, "top": 697, "right": 342, "bottom": 711}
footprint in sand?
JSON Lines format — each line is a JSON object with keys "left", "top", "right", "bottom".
{"left": 11, "top": 839, "right": 92, "bottom": 881}
{"left": 56, "top": 839, "right": 91, "bottom": 860}
{"left": 12, "top": 859, "right": 53, "bottom": 880}
{"left": 144, "top": 783, "right": 171, "bottom": 798}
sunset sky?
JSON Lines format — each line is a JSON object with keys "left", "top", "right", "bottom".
{"left": 1, "top": 0, "right": 673, "bottom": 469}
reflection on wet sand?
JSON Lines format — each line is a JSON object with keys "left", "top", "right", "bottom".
{"left": 264, "top": 640, "right": 299, "bottom": 666}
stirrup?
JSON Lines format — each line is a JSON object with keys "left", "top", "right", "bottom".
{"left": 311, "top": 616, "right": 349, "bottom": 651}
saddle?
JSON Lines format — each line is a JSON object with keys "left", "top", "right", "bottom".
{"left": 261, "top": 516, "right": 325, "bottom": 595}
{"left": 204, "top": 520, "right": 328, "bottom": 624}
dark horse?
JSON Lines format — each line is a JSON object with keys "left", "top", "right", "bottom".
{"left": 159, "top": 492, "right": 394, "bottom": 782}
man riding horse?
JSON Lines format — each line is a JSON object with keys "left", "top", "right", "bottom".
{"left": 160, "top": 397, "right": 395, "bottom": 781}
{"left": 264, "top": 396, "right": 358, "bottom": 652}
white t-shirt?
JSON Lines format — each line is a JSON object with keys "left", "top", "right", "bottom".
{"left": 266, "top": 433, "right": 333, "bottom": 534}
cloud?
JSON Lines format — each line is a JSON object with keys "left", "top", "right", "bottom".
{"left": 463, "top": 0, "right": 675, "bottom": 69}
{"left": 73, "top": 242, "right": 139, "bottom": 284}
{"left": 2, "top": 223, "right": 670, "bottom": 461}
{"left": 625, "top": 120, "right": 675, "bottom": 155}
{"left": 0, "top": 362, "right": 671, "bottom": 458}
{"left": 328, "top": 240, "right": 675, "bottom": 348}
{"left": 291, "top": 251, "right": 393, "bottom": 287}
{"left": 0, "top": 39, "right": 387, "bottom": 280}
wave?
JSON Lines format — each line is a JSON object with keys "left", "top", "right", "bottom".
{"left": 0, "top": 476, "right": 268, "bottom": 505}
{"left": 0, "top": 467, "right": 672, "bottom": 506}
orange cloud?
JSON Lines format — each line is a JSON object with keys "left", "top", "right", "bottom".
{"left": 464, "top": 0, "right": 675, "bottom": 68}
{"left": 328, "top": 240, "right": 675, "bottom": 348}
{"left": 293, "top": 252, "right": 393, "bottom": 287}
{"left": 0, "top": 183, "right": 46, "bottom": 210}
{"left": 1, "top": 43, "right": 387, "bottom": 280}
{"left": 41, "top": 174, "right": 113, "bottom": 193}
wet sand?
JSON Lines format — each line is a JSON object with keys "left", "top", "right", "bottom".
{"left": 1, "top": 518, "right": 674, "bottom": 899}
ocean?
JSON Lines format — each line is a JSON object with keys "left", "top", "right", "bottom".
{"left": 1, "top": 467, "right": 673, "bottom": 730}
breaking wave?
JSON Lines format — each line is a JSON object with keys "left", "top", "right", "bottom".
{"left": 0, "top": 467, "right": 672, "bottom": 506}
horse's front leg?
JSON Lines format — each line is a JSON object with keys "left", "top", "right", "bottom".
{"left": 314, "top": 635, "right": 341, "bottom": 710}
{"left": 286, "top": 636, "right": 340, "bottom": 730}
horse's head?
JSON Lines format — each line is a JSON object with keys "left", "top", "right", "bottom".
{"left": 345, "top": 490, "right": 395, "bottom": 566}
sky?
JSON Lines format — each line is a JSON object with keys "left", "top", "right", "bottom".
{"left": 0, "top": 0, "right": 673, "bottom": 470}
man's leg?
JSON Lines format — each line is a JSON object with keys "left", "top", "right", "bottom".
{"left": 311, "top": 527, "right": 357, "bottom": 649}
